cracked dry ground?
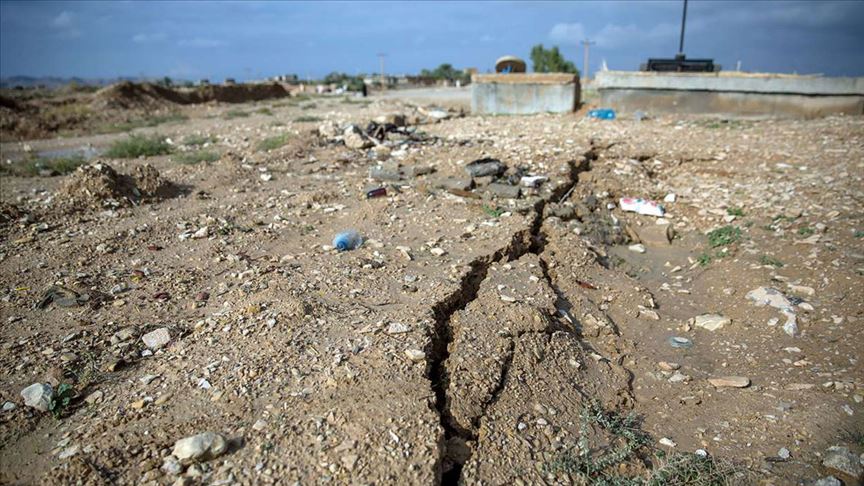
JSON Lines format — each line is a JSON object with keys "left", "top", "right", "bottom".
{"left": 1, "top": 100, "right": 863, "bottom": 485}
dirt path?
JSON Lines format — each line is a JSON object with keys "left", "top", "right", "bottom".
{"left": 1, "top": 96, "right": 862, "bottom": 485}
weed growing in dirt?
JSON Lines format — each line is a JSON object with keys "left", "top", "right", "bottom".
{"left": 295, "top": 115, "right": 322, "bottom": 123}
{"left": 176, "top": 150, "right": 219, "bottom": 165}
{"left": 300, "top": 103, "right": 318, "bottom": 110}
{"left": 49, "top": 383, "right": 76, "bottom": 419}
{"left": 707, "top": 226, "right": 742, "bottom": 248}
{"left": 726, "top": 207, "right": 745, "bottom": 217}
{"left": 256, "top": 107, "right": 274, "bottom": 116}
{"left": 182, "top": 134, "right": 217, "bottom": 146}
{"left": 797, "top": 226, "right": 815, "bottom": 236}
{"left": 697, "top": 253, "right": 713, "bottom": 267}
{"left": 759, "top": 255, "right": 784, "bottom": 267}
{"left": 0, "top": 155, "right": 86, "bottom": 177}
{"left": 224, "top": 109, "right": 250, "bottom": 119}
{"left": 855, "top": 230, "right": 864, "bottom": 239}
{"left": 482, "top": 204, "right": 505, "bottom": 218}
{"left": 545, "top": 400, "right": 746, "bottom": 485}
{"left": 647, "top": 451, "right": 746, "bottom": 486}
{"left": 105, "top": 134, "right": 172, "bottom": 158}
{"left": 258, "top": 134, "right": 291, "bottom": 151}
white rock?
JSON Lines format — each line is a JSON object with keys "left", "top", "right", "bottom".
{"left": 404, "top": 349, "right": 426, "bottom": 363}
{"left": 778, "top": 447, "right": 791, "bottom": 459}
{"left": 192, "top": 227, "right": 209, "bottom": 239}
{"left": 822, "top": 446, "right": 862, "bottom": 478}
{"left": 386, "top": 322, "right": 409, "bottom": 334}
{"left": 20, "top": 383, "right": 53, "bottom": 412}
{"left": 663, "top": 193, "right": 677, "bottom": 203}
{"left": 430, "top": 247, "right": 447, "bottom": 257}
{"left": 659, "top": 438, "right": 677, "bottom": 448}
{"left": 2, "top": 401, "right": 16, "bottom": 412}
{"left": 172, "top": 432, "right": 228, "bottom": 464}
{"left": 628, "top": 244, "right": 646, "bottom": 253}
{"left": 260, "top": 173, "right": 273, "bottom": 182}
{"left": 693, "top": 314, "right": 730, "bottom": 331}
{"left": 142, "top": 328, "right": 171, "bottom": 350}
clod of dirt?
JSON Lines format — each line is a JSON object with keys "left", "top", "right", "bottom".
{"left": 57, "top": 162, "right": 171, "bottom": 211}
{"left": 133, "top": 163, "right": 170, "bottom": 197}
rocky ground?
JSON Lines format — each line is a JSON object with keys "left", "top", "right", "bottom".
{"left": 1, "top": 91, "right": 862, "bottom": 485}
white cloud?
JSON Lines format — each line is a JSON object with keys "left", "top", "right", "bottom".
{"left": 549, "top": 21, "right": 678, "bottom": 49}
{"left": 133, "top": 32, "right": 167, "bottom": 43}
{"left": 549, "top": 22, "right": 587, "bottom": 44}
{"left": 178, "top": 37, "right": 227, "bottom": 48}
{"left": 52, "top": 11, "right": 73, "bottom": 28}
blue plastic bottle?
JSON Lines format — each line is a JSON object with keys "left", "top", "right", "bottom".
{"left": 333, "top": 230, "right": 363, "bottom": 251}
{"left": 588, "top": 109, "right": 616, "bottom": 120}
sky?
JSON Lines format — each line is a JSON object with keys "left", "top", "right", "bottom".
{"left": 2, "top": 0, "right": 863, "bottom": 81}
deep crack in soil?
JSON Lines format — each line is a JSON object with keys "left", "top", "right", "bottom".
{"left": 427, "top": 148, "right": 599, "bottom": 485}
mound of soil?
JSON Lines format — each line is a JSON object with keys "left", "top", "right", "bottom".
{"left": 91, "top": 82, "right": 187, "bottom": 110}
{"left": 57, "top": 162, "right": 171, "bottom": 211}
{"left": 92, "top": 81, "right": 290, "bottom": 110}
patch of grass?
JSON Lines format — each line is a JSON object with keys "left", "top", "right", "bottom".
{"left": 341, "top": 96, "right": 371, "bottom": 106}
{"left": 175, "top": 150, "right": 219, "bottom": 165}
{"left": 294, "top": 115, "right": 322, "bottom": 123}
{"left": 291, "top": 94, "right": 312, "bottom": 103}
{"left": 707, "top": 226, "right": 742, "bottom": 248}
{"left": 300, "top": 103, "right": 318, "bottom": 110}
{"left": 105, "top": 134, "right": 172, "bottom": 158}
{"left": 545, "top": 400, "right": 649, "bottom": 482}
{"left": 224, "top": 109, "right": 250, "bottom": 119}
{"left": 647, "top": 452, "right": 745, "bottom": 486}
{"left": 0, "top": 155, "right": 87, "bottom": 177}
{"left": 182, "top": 134, "right": 217, "bottom": 146}
{"left": 855, "top": 230, "right": 864, "bottom": 239}
{"left": 257, "top": 133, "right": 291, "bottom": 151}
{"left": 759, "top": 255, "right": 784, "bottom": 268}
{"left": 697, "top": 253, "right": 713, "bottom": 267}
{"left": 726, "top": 207, "right": 745, "bottom": 217}
{"left": 256, "top": 107, "right": 274, "bottom": 116}
{"left": 797, "top": 226, "right": 815, "bottom": 236}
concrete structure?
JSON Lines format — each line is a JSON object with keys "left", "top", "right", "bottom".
{"left": 594, "top": 71, "right": 864, "bottom": 118}
{"left": 471, "top": 73, "right": 580, "bottom": 115}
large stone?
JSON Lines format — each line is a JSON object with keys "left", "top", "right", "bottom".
{"left": 634, "top": 224, "right": 674, "bottom": 247}
{"left": 484, "top": 183, "right": 521, "bottom": 199}
{"left": 343, "top": 126, "right": 373, "bottom": 150}
{"left": 20, "top": 383, "right": 53, "bottom": 412}
{"left": 707, "top": 376, "right": 750, "bottom": 388}
{"left": 821, "top": 446, "right": 862, "bottom": 479}
{"left": 172, "top": 432, "right": 228, "bottom": 464}
{"left": 693, "top": 314, "right": 730, "bottom": 331}
{"left": 813, "top": 477, "right": 841, "bottom": 486}
{"left": 142, "top": 328, "right": 171, "bottom": 350}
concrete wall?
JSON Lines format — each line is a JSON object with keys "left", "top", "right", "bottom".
{"left": 471, "top": 73, "right": 580, "bottom": 115}
{"left": 594, "top": 71, "right": 864, "bottom": 117}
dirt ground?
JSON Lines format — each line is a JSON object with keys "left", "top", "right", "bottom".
{"left": 1, "top": 88, "right": 862, "bottom": 485}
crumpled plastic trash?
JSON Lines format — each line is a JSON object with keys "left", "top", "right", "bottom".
{"left": 746, "top": 286, "right": 798, "bottom": 336}
{"left": 333, "top": 230, "right": 363, "bottom": 251}
{"left": 619, "top": 197, "right": 665, "bottom": 217}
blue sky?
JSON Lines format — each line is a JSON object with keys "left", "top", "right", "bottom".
{"left": 2, "top": 0, "right": 863, "bottom": 81}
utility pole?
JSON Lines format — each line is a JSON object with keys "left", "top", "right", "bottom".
{"left": 580, "top": 39, "right": 595, "bottom": 86}
{"left": 377, "top": 53, "right": 387, "bottom": 89}
{"left": 678, "top": 0, "right": 688, "bottom": 57}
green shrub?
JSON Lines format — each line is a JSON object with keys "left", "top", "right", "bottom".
{"left": 707, "top": 226, "right": 742, "bottom": 248}
{"left": 258, "top": 133, "right": 291, "bottom": 151}
{"left": 105, "top": 134, "right": 172, "bottom": 158}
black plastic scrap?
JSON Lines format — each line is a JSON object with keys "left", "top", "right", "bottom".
{"left": 37, "top": 285, "right": 88, "bottom": 309}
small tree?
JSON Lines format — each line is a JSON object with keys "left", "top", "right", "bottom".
{"left": 530, "top": 44, "right": 579, "bottom": 75}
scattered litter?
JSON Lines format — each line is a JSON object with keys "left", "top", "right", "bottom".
{"left": 746, "top": 287, "right": 798, "bottom": 336}
{"left": 365, "top": 187, "right": 387, "bottom": 199}
{"left": 333, "top": 230, "right": 363, "bottom": 252}
{"left": 520, "top": 175, "right": 548, "bottom": 188}
{"left": 619, "top": 197, "right": 665, "bottom": 217}
{"left": 668, "top": 336, "right": 693, "bottom": 349}
{"left": 588, "top": 108, "right": 616, "bottom": 120}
